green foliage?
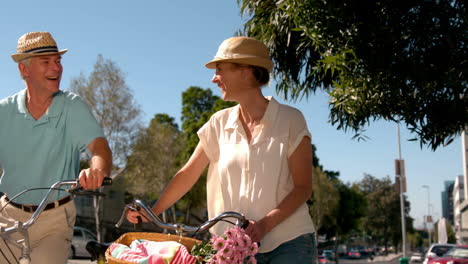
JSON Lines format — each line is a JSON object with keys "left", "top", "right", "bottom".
{"left": 407, "top": 231, "right": 424, "bottom": 250}
{"left": 190, "top": 240, "right": 216, "bottom": 264}
{"left": 70, "top": 54, "right": 141, "bottom": 166}
{"left": 124, "top": 113, "right": 183, "bottom": 200}
{"left": 318, "top": 182, "right": 366, "bottom": 242}
{"left": 239, "top": 0, "right": 467, "bottom": 150}
{"left": 358, "top": 174, "right": 414, "bottom": 250}
{"left": 310, "top": 167, "right": 339, "bottom": 232}
{"left": 311, "top": 144, "right": 340, "bottom": 181}
{"left": 178, "top": 87, "right": 236, "bottom": 213}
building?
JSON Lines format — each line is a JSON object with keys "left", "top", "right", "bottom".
{"left": 458, "top": 130, "right": 468, "bottom": 244}
{"left": 453, "top": 175, "right": 466, "bottom": 243}
{"left": 442, "top": 180, "right": 455, "bottom": 225}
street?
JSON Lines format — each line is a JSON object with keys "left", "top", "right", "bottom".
{"left": 67, "top": 259, "right": 96, "bottom": 264}
{"left": 66, "top": 254, "right": 403, "bottom": 264}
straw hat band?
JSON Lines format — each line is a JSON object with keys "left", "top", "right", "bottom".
{"left": 23, "top": 46, "right": 60, "bottom": 54}
{"left": 214, "top": 51, "right": 268, "bottom": 60}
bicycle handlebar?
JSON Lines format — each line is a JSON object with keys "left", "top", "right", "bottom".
{"left": 0, "top": 177, "right": 112, "bottom": 263}
{"left": 1, "top": 177, "right": 112, "bottom": 238}
{"left": 116, "top": 199, "right": 248, "bottom": 235}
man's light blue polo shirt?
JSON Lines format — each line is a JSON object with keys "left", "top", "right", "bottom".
{"left": 0, "top": 89, "right": 104, "bottom": 204}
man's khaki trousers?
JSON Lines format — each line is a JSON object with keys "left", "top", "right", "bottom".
{"left": 0, "top": 195, "right": 76, "bottom": 264}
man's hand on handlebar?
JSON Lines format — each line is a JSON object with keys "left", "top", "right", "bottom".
{"left": 78, "top": 168, "right": 108, "bottom": 190}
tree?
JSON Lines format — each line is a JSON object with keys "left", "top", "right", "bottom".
{"left": 70, "top": 54, "right": 141, "bottom": 241}
{"left": 178, "top": 87, "right": 235, "bottom": 221}
{"left": 124, "top": 114, "right": 183, "bottom": 200}
{"left": 358, "top": 174, "right": 414, "bottom": 253}
{"left": 70, "top": 54, "right": 141, "bottom": 166}
{"left": 319, "top": 182, "right": 366, "bottom": 263}
{"left": 359, "top": 174, "right": 402, "bottom": 253}
{"left": 238, "top": 0, "right": 467, "bottom": 150}
{"left": 433, "top": 219, "right": 457, "bottom": 244}
{"left": 310, "top": 166, "right": 339, "bottom": 232}
{"left": 311, "top": 144, "right": 340, "bottom": 181}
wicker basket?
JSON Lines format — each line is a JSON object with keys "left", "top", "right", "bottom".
{"left": 105, "top": 232, "right": 201, "bottom": 264}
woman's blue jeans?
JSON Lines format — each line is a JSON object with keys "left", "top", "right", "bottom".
{"left": 254, "top": 233, "right": 317, "bottom": 264}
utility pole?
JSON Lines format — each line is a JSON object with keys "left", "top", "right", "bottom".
{"left": 422, "top": 185, "right": 431, "bottom": 245}
{"left": 397, "top": 124, "right": 407, "bottom": 258}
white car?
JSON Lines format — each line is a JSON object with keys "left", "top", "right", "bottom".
{"left": 410, "top": 252, "right": 423, "bottom": 262}
{"left": 69, "top": 226, "right": 97, "bottom": 259}
{"left": 422, "top": 243, "right": 455, "bottom": 264}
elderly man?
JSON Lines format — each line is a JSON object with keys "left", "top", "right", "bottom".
{"left": 0, "top": 31, "right": 112, "bottom": 264}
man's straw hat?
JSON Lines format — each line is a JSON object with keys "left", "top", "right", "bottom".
{"left": 205, "top": 36, "right": 273, "bottom": 72}
{"left": 11, "top": 32, "right": 67, "bottom": 62}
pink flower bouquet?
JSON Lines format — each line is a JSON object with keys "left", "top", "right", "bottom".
{"left": 190, "top": 226, "right": 258, "bottom": 264}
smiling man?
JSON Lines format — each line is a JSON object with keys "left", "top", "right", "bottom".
{"left": 0, "top": 32, "right": 112, "bottom": 264}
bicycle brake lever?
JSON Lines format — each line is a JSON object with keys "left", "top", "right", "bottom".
{"left": 67, "top": 182, "right": 83, "bottom": 193}
{"left": 135, "top": 216, "right": 143, "bottom": 231}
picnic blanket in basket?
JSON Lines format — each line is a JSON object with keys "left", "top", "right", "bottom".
{"left": 106, "top": 232, "right": 201, "bottom": 264}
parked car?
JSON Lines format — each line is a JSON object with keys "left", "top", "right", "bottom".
{"left": 427, "top": 245, "right": 468, "bottom": 264}
{"left": 318, "top": 255, "right": 329, "bottom": 263}
{"left": 410, "top": 252, "right": 424, "bottom": 263}
{"left": 69, "top": 226, "right": 97, "bottom": 259}
{"left": 347, "top": 248, "right": 361, "bottom": 259}
{"left": 423, "top": 243, "right": 456, "bottom": 264}
{"left": 322, "top": 249, "right": 335, "bottom": 260}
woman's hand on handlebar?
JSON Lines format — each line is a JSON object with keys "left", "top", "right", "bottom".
{"left": 126, "top": 209, "right": 150, "bottom": 224}
{"left": 244, "top": 220, "right": 268, "bottom": 243}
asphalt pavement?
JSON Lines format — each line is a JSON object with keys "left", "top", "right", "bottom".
{"left": 67, "top": 259, "right": 96, "bottom": 264}
{"left": 67, "top": 253, "right": 403, "bottom": 264}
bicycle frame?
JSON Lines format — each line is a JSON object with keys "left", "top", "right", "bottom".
{"left": 116, "top": 199, "right": 248, "bottom": 235}
{"left": 0, "top": 178, "right": 111, "bottom": 264}
{"left": 84, "top": 200, "right": 248, "bottom": 263}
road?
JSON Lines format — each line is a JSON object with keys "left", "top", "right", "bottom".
{"left": 67, "top": 255, "right": 403, "bottom": 264}
{"left": 67, "top": 259, "right": 97, "bottom": 264}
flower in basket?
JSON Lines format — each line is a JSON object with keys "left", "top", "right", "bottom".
{"left": 191, "top": 226, "right": 258, "bottom": 264}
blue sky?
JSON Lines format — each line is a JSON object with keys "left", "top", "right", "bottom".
{"left": 0, "top": 1, "right": 462, "bottom": 229}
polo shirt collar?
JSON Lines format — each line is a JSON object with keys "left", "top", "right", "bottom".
{"left": 224, "top": 96, "right": 280, "bottom": 130}
{"left": 17, "top": 89, "right": 65, "bottom": 122}
{"left": 17, "top": 89, "right": 28, "bottom": 114}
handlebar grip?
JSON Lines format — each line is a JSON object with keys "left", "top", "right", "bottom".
{"left": 102, "top": 177, "right": 112, "bottom": 186}
{"left": 241, "top": 220, "right": 261, "bottom": 247}
{"left": 241, "top": 220, "right": 250, "bottom": 229}
{"left": 135, "top": 216, "right": 143, "bottom": 231}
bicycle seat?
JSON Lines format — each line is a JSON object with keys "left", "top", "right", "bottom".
{"left": 86, "top": 240, "right": 112, "bottom": 261}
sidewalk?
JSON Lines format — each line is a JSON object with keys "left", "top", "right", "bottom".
{"left": 371, "top": 253, "right": 402, "bottom": 263}
{"left": 67, "top": 259, "right": 97, "bottom": 264}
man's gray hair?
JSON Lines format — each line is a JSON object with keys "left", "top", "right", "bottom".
{"left": 19, "top": 58, "right": 32, "bottom": 80}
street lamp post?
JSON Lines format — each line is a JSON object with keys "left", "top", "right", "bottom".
{"left": 397, "top": 124, "right": 407, "bottom": 258}
{"left": 422, "top": 185, "right": 431, "bottom": 245}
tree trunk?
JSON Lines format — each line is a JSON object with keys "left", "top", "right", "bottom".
{"left": 334, "top": 238, "right": 340, "bottom": 264}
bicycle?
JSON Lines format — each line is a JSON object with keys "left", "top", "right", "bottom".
{"left": 87, "top": 199, "right": 249, "bottom": 264}
{"left": 0, "top": 177, "right": 112, "bottom": 264}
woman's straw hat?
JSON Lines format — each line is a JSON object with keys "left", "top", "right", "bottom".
{"left": 11, "top": 32, "right": 67, "bottom": 62}
{"left": 205, "top": 36, "right": 273, "bottom": 72}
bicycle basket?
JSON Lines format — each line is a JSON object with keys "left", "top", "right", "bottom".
{"left": 105, "top": 232, "right": 201, "bottom": 264}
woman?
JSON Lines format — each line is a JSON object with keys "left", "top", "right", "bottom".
{"left": 128, "top": 36, "right": 317, "bottom": 263}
